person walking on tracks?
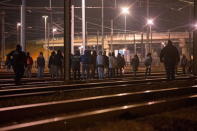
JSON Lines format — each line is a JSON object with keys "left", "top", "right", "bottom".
{"left": 25, "top": 52, "right": 33, "bottom": 78}
{"left": 180, "top": 54, "right": 188, "bottom": 74}
{"left": 109, "top": 52, "right": 116, "bottom": 78}
{"left": 131, "top": 54, "right": 139, "bottom": 77}
{"left": 71, "top": 50, "right": 81, "bottom": 80}
{"left": 160, "top": 40, "right": 180, "bottom": 80}
{"left": 97, "top": 51, "right": 104, "bottom": 79}
{"left": 144, "top": 53, "right": 152, "bottom": 78}
{"left": 37, "top": 52, "right": 45, "bottom": 78}
{"left": 48, "top": 51, "right": 56, "bottom": 78}
{"left": 81, "top": 50, "right": 90, "bottom": 79}
{"left": 54, "top": 50, "right": 64, "bottom": 78}
{"left": 7, "top": 45, "right": 27, "bottom": 85}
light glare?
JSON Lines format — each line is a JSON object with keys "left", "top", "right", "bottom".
{"left": 147, "top": 19, "right": 154, "bottom": 26}
{"left": 53, "top": 28, "right": 57, "bottom": 32}
{"left": 121, "top": 7, "right": 129, "bottom": 15}
{"left": 194, "top": 23, "right": 197, "bottom": 29}
{"left": 42, "top": 15, "right": 48, "bottom": 19}
{"left": 17, "top": 22, "right": 21, "bottom": 26}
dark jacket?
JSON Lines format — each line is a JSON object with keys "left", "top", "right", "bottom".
{"left": 80, "top": 54, "right": 89, "bottom": 64}
{"left": 7, "top": 50, "right": 26, "bottom": 67}
{"left": 103, "top": 55, "right": 109, "bottom": 67}
{"left": 71, "top": 55, "right": 81, "bottom": 69}
{"left": 131, "top": 56, "right": 139, "bottom": 71}
{"left": 54, "top": 54, "right": 64, "bottom": 66}
{"left": 160, "top": 44, "right": 180, "bottom": 66}
{"left": 37, "top": 56, "right": 45, "bottom": 67}
{"left": 48, "top": 55, "right": 56, "bottom": 68}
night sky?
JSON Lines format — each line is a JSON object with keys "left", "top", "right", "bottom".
{"left": 0, "top": 0, "right": 194, "bottom": 41}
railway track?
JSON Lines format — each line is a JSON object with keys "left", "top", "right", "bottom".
{"left": 0, "top": 81, "right": 196, "bottom": 131}
{"left": 0, "top": 71, "right": 190, "bottom": 89}
{"left": 0, "top": 71, "right": 182, "bottom": 85}
{"left": 0, "top": 76, "right": 194, "bottom": 102}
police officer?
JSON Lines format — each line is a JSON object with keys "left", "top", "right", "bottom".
{"left": 7, "top": 45, "right": 27, "bottom": 84}
{"left": 160, "top": 40, "right": 180, "bottom": 80}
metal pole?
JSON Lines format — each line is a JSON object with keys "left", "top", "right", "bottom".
{"left": 111, "top": 19, "right": 113, "bottom": 52}
{"left": 97, "top": 30, "right": 99, "bottom": 53}
{"left": 134, "top": 33, "right": 136, "bottom": 54}
{"left": 150, "top": 25, "right": 152, "bottom": 52}
{"left": 141, "top": 33, "right": 144, "bottom": 56}
{"left": 101, "top": 0, "right": 104, "bottom": 51}
{"left": 49, "top": 0, "right": 52, "bottom": 8}
{"left": 189, "top": 31, "right": 192, "bottom": 59}
{"left": 86, "top": 22, "right": 88, "bottom": 47}
{"left": 1, "top": 11, "right": 5, "bottom": 61}
{"left": 146, "top": 0, "right": 149, "bottom": 55}
{"left": 47, "top": 23, "right": 50, "bottom": 60}
{"left": 82, "top": 0, "right": 86, "bottom": 53}
{"left": 17, "top": 25, "right": 19, "bottom": 45}
{"left": 44, "top": 17, "right": 48, "bottom": 42}
{"left": 50, "top": 0, "right": 53, "bottom": 49}
{"left": 71, "top": 5, "right": 74, "bottom": 54}
{"left": 193, "top": 0, "right": 197, "bottom": 75}
{"left": 21, "top": 0, "right": 26, "bottom": 51}
{"left": 125, "top": 15, "right": 126, "bottom": 40}
{"left": 17, "top": 23, "right": 20, "bottom": 45}
{"left": 52, "top": 31, "right": 55, "bottom": 50}
{"left": 64, "top": 0, "right": 71, "bottom": 80}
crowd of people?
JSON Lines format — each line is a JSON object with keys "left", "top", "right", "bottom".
{"left": 71, "top": 50, "right": 126, "bottom": 80}
{"left": 5, "top": 40, "right": 193, "bottom": 84}
{"left": 6, "top": 45, "right": 64, "bottom": 84}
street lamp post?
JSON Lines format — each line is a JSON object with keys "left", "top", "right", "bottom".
{"left": 52, "top": 28, "right": 57, "bottom": 51}
{"left": 42, "top": 15, "right": 48, "bottom": 59}
{"left": 17, "top": 22, "right": 21, "bottom": 45}
{"left": 21, "top": 0, "right": 26, "bottom": 51}
{"left": 147, "top": 18, "right": 154, "bottom": 53}
{"left": 82, "top": 0, "right": 86, "bottom": 53}
{"left": 42, "top": 16, "right": 48, "bottom": 42}
{"left": 101, "top": 0, "right": 104, "bottom": 51}
{"left": 110, "top": 19, "right": 114, "bottom": 52}
{"left": 121, "top": 7, "right": 129, "bottom": 40}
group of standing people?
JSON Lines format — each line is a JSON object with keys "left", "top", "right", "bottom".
{"left": 130, "top": 40, "right": 191, "bottom": 80}
{"left": 36, "top": 50, "right": 64, "bottom": 78}
{"left": 5, "top": 40, "right": 192, "bottom": 84}
{"left": 130, "top": 53, "right": 152, "bottom": 78}
{"left": 6, "top": 44, "right": 64, "bottom": 84}
{"left": 48, "top": 50, "right": 64, "bottom": 78}
{"left": 71, "top": 50, "right": 126, "bottom": 80}
{"left": 160, "top": 40, "right": 193, "bottom": 80}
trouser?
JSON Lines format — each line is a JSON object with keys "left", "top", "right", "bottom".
{"left": 165, "top": 65, "right": 176, "bottom": 80}
{"left": 91, "top": 65, "right": 96, "bottom": 78}
{"left": 49, "top": 65, "right": 56, "bottom": 78}
{"left": 82, "top": 64, "right": 89, "bottom": 79}
{"left": 109, "top": 68, "right": 115, "bottom": 78}
{"left": 117, "top": 68, "right": 123, "bottom": 76}
{"left": 104, "top": 67, "right": 109, "bottom": 78}
{"left": 13, "top": 65, "right": 25, "bottom": 84}
{"left": 25, "top": 65, "right": 32, "bottom": 78}
{"left": 72, "top": 68, "right": 80, "bottom": 80}
{"left": 132, "top": 66, "right": 138, "bottom": 77}
{"left": 182, "top": 66, "right": 186, "bottom": 74}
{"left": 145, "top": 66, "right": 151, "bottom": 77}
{"left": 98, "top": 67, "right": 104, "bottom": 79}
{"left": 37, "top": 66, "right": 44, "bottom": 78}
{"left": 55, "top": 65, "right": 63, "bottom": 78}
